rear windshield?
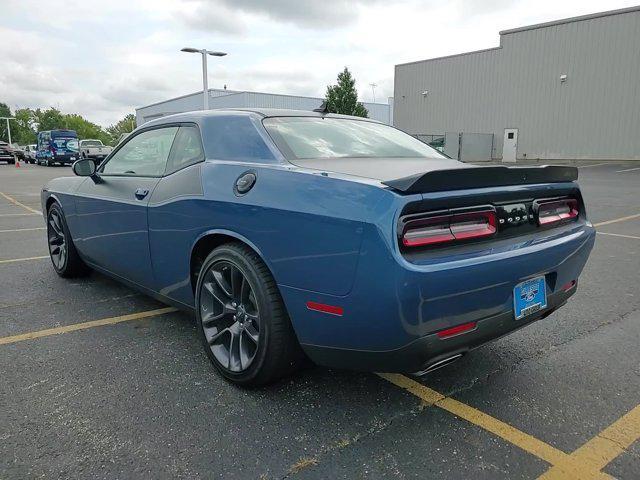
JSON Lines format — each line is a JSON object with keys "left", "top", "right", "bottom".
{"left": 263, "top": 117, "right": 445, "bottom": 160}
{"left": 82, "top": 140, "right": 102, "bottom": 147}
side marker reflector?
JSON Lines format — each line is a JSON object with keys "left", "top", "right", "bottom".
{"left": 306, "top": 301, "right": 344, "bottom": 316}
{"left": 561, "top": 280, "right": 576, "bottom": 292}
{"left": 437, "top": 321, "right": 477, "bottom": 339}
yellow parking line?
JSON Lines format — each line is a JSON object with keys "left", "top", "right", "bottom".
{"left": 0, "top": 212, "right": 38, "bottom": 217}
{"left": 379, "top": 374, "right": 568, "bottom": 464}
{"left": 0, "top": 256, "right": 49, "bottom": 264}
{"left": 0, "top": 227, "right": 46, "bottom": 233}
{"left": 593, "top": 213, "right": 640, "bottom": 227}
{"left": 0, "top": 307, "right": 178, "bottom": 346}
{"left": 0, "top": 191, "right": 42, "bottom": 215}
{"left": 597, "top": 232, "right": 640, "bottom": 240}
{"left": 578, "top": 163, "right": 611, "bottom": 168}
{"left": 378, "top": 373, "right": 613, "bottom": 479}
{"left": 538, "top": 404, "right": 640, "bottom": 479}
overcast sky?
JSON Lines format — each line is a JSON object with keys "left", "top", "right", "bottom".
{"left": 2, "top": 0, "right": 637, "bottom": 126}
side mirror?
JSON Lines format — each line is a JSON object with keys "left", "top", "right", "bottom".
{"left": 72, "top": 158, "right": 96, "bottom": 177}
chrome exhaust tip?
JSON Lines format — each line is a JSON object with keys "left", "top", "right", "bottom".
{"left": 412, "top": 353, "right": 464, "bottom": 377}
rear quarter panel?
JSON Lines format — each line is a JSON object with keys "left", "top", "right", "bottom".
{"left": 147, "top": 161, "right": 389, "bottom": 306}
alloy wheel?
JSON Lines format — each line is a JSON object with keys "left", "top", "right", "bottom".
{"left": 47, "top": 209, "right": 67, "bottom": 270}
{"left": 200, "top": 261, "right": 261, "bottom": 373}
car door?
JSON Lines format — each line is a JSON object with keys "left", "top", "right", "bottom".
{"left": 74, "top": 126, "right": 178, "bottom": 288}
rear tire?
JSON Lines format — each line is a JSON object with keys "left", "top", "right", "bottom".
{"left": 47, "top": 203, "right": 90, "bottom": 278}
{"left": 195, "top": 243, "right": 304, "bottom": 387}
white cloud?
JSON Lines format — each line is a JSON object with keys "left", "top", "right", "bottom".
{"left": 1, "top": 0, "right": 638, "bottom": 125}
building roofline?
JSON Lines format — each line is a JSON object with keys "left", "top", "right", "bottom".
{"left": 395, "top": 5, "right": 640, "bottom": 68}
{"left": 499, "top": 5, "right": 640, "bottom": 35}
{"left": 137, "top": 88, "right": 389, "bottom": 112}
{"left": 136, "top": 89, "right": 240, "bottom": 111}
{"left": 395, "top": 46, "right": 502, "bottom": 68}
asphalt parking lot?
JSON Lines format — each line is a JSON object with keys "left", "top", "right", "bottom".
{"left": 1, "top": 161, "right": 639, "bottom": 479}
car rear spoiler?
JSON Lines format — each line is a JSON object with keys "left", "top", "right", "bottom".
{"left": 382, "top": 165, "right": 578, "bottom": 194}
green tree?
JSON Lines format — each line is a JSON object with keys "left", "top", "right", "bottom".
{"left": 34, "top": 107, "right": 66, "bottom": 132}
{"left": 64, "top": 114, "right": 111, "bottom": 145}
{"left": 106, "top": 114, "right": 136, "bottom": 145}
{"left": 324, "top": 67, "right": 368, "bottom": 118}
{"left": 12, "top": 109, "right": 38, "bottom": 145}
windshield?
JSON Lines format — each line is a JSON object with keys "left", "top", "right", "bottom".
{"left": 83, "top": 140, "right": 102, "bottom": 147}
{"left": 263, "top": 117, "right": 445, "bottom": 160}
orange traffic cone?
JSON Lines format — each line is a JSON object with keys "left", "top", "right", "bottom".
{"left": 15, "top": 158, "right": 20, "bottom": 168}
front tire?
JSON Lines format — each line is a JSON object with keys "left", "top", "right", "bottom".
{"left": 47, "top": 203, "right": 90, "bottom": 277}
{"left": 195, "top": 243, "right": 303, "bottom": 387}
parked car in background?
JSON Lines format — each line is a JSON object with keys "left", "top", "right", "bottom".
{"left": 24, "top": 144, "right": 37, "bottom": 163}
{"left": 10, "top": 144, "right": 26, "bottom": 162}
{"left": 79, "top": 139, "right": 113, "bottom": 165}
{"left": 40, "top": 109, "right": 595, "bottom": 387}
{"left": 0, "top": 142, "right": 16, "bottom": 164}
{"left": 36, "top": 130, "right": 79, "bottom": 166}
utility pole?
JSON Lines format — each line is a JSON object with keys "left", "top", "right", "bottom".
{"left": 369, "top": 83, "right": 378, "bottom": 103}
{"left": 0, "top": 117, "right": 15, "bottom": 144}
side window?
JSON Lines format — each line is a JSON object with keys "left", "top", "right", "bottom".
{"left": 102, "top": 127, "right": 178, "bottom": 176}
{"left": 165, "top": 126, "right": 205, "bottom": 175}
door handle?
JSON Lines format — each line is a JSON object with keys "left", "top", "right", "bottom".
{"left": 134, "top": 188, "right": 149, "bottom": 200}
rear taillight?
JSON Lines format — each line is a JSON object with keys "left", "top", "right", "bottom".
{"left": 535, "top": 198, "right": 579, "bottom": 226}
{"left": 402, "top": 209, "right": 496, "bottom": 247}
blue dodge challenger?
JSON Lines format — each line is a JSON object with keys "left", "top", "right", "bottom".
{"left": 41, "top": 109, "right": 595, "bottom": 386}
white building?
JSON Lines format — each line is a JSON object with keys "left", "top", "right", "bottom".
{"left": 136, "top": 88, "right": 393, "bottom": 125}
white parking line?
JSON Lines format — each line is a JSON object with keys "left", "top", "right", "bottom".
{"left": 616, "top": 167, "right": 640, "bottom": 173}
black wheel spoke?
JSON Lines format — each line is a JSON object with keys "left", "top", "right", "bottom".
{"left": 230, "top": 266, "right": 244, "bottom": 300}
{"left": 244, "top": 323, "right": 259, "bottom": 344}
{"left": 207, "top": 326, "right": 230, "bottom": 345}
{"left": 199, "top": 259, "right": 261, "bottom": 374}
{"left": 228, "top": 329, "right": 242, "bottom": 371}
{"left": 212, "top": 268, "right": 233, "bottom": 298}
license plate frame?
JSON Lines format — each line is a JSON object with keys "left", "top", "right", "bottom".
{"left": 513, "top": 276, "right": 547, "bottom": 320}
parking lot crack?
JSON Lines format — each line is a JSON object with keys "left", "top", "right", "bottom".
{"left": 279, "top": 403, "right": 425, "bottom": 479}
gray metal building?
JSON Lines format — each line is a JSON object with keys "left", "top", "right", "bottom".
{"left": 136, "top": 89, "right": 392, "bottom": 125}
{"left": 394, "top": 6, "right": 640, "bottom": 162}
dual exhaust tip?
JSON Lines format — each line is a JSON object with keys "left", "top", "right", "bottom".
{"left": 412, "top": 353, "right": 464, "bottom": 377}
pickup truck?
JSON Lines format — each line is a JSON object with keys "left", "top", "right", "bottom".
{"left": 0, "top": 142, "right": 16, "bottom": 164}
{"left": 79, "top": 139, "right": 113, "bottom": 165}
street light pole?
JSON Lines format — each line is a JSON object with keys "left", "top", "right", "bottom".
{"left": 181, "top": 48, "right": 227, "bottom": 111}
{"left": 0, "top": 117, "right": 15, "bottom": 144}
{"left": 369, "top": 83, "right": 378, "bottom": 103}
{"left": 202, "top": 51, "right": 209, "bottom": 110}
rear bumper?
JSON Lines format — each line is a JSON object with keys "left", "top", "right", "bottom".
{"left": 302, "top": 286, "right": 575, "bottom": 373}
{"left": 281, "top": 222, "right": 595, "bottom": 372}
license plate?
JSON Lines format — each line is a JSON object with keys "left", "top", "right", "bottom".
{"left": 513, "top": 276, "right": 547, "bottom": 320}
